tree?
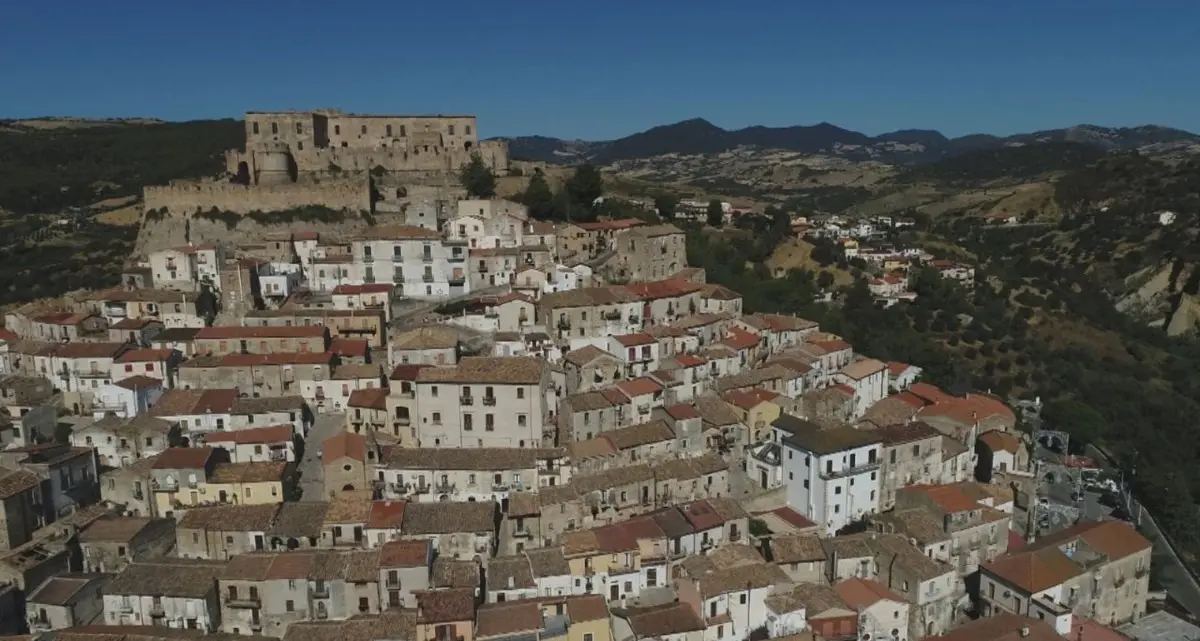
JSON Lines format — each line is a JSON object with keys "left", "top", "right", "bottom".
{"left": 654, "top": 194, "right": 678, "bottom": 221}
{"left": 523, "top": 168, "right": 556, "bottom": 220}
{"left": 817, "top": 271, "right": 835, "bottom": 289}
{"left": 706, "top": 200, "right": 724, "bottom": 227}
{"left": 566, "top": 164, "right": 604, "bottom": 209}
{"left": 459, "top": 153, "right": 496, "bottom": 198}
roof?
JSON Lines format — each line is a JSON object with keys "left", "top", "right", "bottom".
{"left": 55, "top": 342, "right": 128, "bottom": 359}
{"left": 402, "top": 501, "right": 496, "bottom": 535}
{"left": 476, "top": 601, "right": 544, "bottom": 639}
{"left": 149, "top": 389, "right": 238, "bottom": 417}
{"left": 722, "top": 387, "right": 781, "bottom": 410}
{"left": 771, "top": 533, "right": 825, "bottom": 564}
{"left": 204, "top": 424, "right": 293, "bottom": 445}
{"left": 378, "top": 539, "right": 430, "bottom": 567}
{"left": 322, "top": 431, "right": 367, "bottom": 465}
{"left": 614, "top": 332, "right": 656, "bottom": 347}
{"left": 487, "top": 555, "right": 535, "bottom": 590}
{"left": 195, "top": 325, "right": 325, "bottom": 339}
{"left": 177, "top": 504, "right": 279, "bottom": 532}
{"left": 603, "top": 419, "right": 675, "bottom": 451}
{"left": 566, "top": 594, "right": 609, "bottom": 622}
{"left": 701, "top": 284, "right": 742, "bottom": 301}
{"left": 840, "top": 358, "right": 887, "bottom": 380}
{"left": 114, "top": 348, "right": 176, "bottom": 363}
{"left": 763, "top": 506, "right": 818, "bottom": 531}
{"left": 209, "top": 461, "right": 287, "bottom": 484}
{"left": 622, "top": 601, "right": 706, "bottom": 637}
{"left": 385, "top": 447, "right": 545, "bottom": 471}
{"left": 563, "top": 345, "right": 616, "bottom": 367}
{"left": 113, "top": 375, "right": 163, "bottom": 391}
{"left": 27, "top": 574, "right": 110, "bottom": 607}
{"left": 392, "top": 326, "right": 460, "bottom": 351}
{"left": 616, "top": 377, "right": 663, "bottom": 397}
{"left": 357, "top": 224, "right": 443, "bottom": 241}
{"left": 871, "top": 420, "right": 941, "bottom": 445}
{"left": 347, "top": 387, "right": 388, "bottom": 409}
{"left": 416, "top": 588, "right": 476, "bottom": 623}
{"left": 332, "top": 283, "right": 394, "bottom": 295}
{"left": 230, "top": 395, "right": 306, "bottom": 414}
{"left": 774, "top": 414, "right": 881, "bottom": 455}
{"left": 152, "top": 447, "right": 216, "bottom": 470}
{"left": 834, "top": 577, "right": 905, "bottom": 608}
{"left": 0, "top": 468, "right": 42, "bottom": 499}
{"left": 365, "top": 500, "right": 407, "bottom": 529}
{"left": 105, "top": 559, "right": 227, "bottom": 598}
{"left": 77, "top": 516, "right": 159, "bottom": 543}
{"left": 329, "top": 337, "right": 370, "bottom": 358}
{"left": 525, "top": 547, "right": 571, "bottom": 578}
{"left": 267, "top": 502, "right": 329, "bottom": 538}
{"left": 927, "top": 614, "right": 1062, "bottom": 641}
{"left": 389, "top": 364, "right": 432, "bottom": 381}
{"left": 432, "top": 558, "right": 480, "bottom": 589}
{"left": 416, "top": 356, "right": 545, "bottom": 384}
{"left": 980, "top": 429, "right": 1022, "bottom": 454}
{"left": 919, "top": 392, "right": 1017, "bottom": 427}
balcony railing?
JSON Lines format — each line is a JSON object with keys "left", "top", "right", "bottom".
{"left": 482, "top": 396, "right": 497, "bottom": 406}
{"left": 820, "top": 460, "right": 882, "bottom": 480}
{"left": 311, "top": 584, "right": 330, "bottom": 599}
{"left": 151, "top": 479, "right": 178, "bottom": 492}
{"left": 460, "top": 396, "right": 474, "bottom": 406}
{"left": 512, "top": 527, "right": 532, "bottom": 539}
{"left": 227, "top": 596, "right": 261, "bottom": 609}
{"left": 435, "top": 482, "right": 456, "bottom": 494}
{"left": 448, "top": 275, "right": 465, "bottom": 285}
{"left": 422, "top": 254, "right": 434, "bottom": 263}
{"left": 149, "top": 601, "right": 165, "bottom": 616}
{"left": 422, "top": 274, "right": 435, "bottom": 283}
{"left": 78, "top": 369, "right": 110, "bottom": 379}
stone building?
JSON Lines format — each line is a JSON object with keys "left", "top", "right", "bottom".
{"left": 226, "top": 110, "right": 508, "bottom": 185}
{"left": 101, "top": 558, "right": 228, "bottom": 632}
{"left": 78, "top": 515, "right": 176, "bottom": 573}
{"left": 873, "top": 421, "right": 947, "bottom": 510}
{"left": 26, "top": 573, "right": 111, "bottom": 631}
{"left": 607, "top": 224, "right": 687, "bottom": 282}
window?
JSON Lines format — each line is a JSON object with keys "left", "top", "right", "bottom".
{"left": 432, "top": 412, "right": 442, "bottom": 424}
{"left": 448, "top": 124, "right": 455, "bottom": 135}
{"left": 271, "top": 122, "right": 278, "bottom": 135}
{"left": 803, "top": 479, "right": 808, "bottom": 489}
{"left": 486, "top": 414, "right": 494, "bottom": 431}
{"left": 253, "top": 122, "right": 260, "bottom": 135}
{"left": 465, "top": 125, "right": 472, "bottom": 136}
{"left": 912, "top": 444, "right": 920, "bottom": 456}
{"left": 118, "top": 546, "right": 127, "bottom": 556}
{"left": 835, "top": 485, "right": 842, "bottom": 495}
{"left": 464, "top": 414, "right": 473, "bottom": 431}
{"left": 431, "top": 386, "right": 438, "bottom": 398}
{"left": 286, "top": 600, "right": 295, "bottom": 612}
{"left": 386, "top": 124, "right": 393, "bottom": 136}
{"left": 889, "top": 449, "right": 897, "bottom": 464}
{"left": 193, "top": 532, "right": 199, "bottom": 543}
{"left": 517, "top": 387, "right": 525, "bottom": 399}
{"left": 296, "top": 122, "right": 303, "bottom": 134}
{"left": 361, "top": 125, "right": 367, "bottom": 135}
{"left": 517, "top": 414, "right": 527, "bottom": 427}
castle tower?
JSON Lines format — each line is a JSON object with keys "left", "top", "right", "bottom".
{"left": 255, "top": 142, "right": 295, "bottom": 185}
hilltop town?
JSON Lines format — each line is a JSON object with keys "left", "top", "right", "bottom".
{"left": 0, "top": 109, "right": 1192, "bottom": 641}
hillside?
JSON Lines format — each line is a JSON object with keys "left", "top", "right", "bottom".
{"left": 499, "top": 120, "right": 1200, "bottom": 166}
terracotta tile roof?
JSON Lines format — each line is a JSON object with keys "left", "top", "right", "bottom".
{"left": 230, "top": 395, "right": 306, "bottom": 414}
{"left": 378, "top": 539, "right": 429, "bottom": 567}
{"left": 77, "top": 516, "right": 160, "bottom": 542}
{"left": 928, "top": 613, "right": 1061, "bottom": 641}
{"left": 27, "top": 573, "right": 109, "bottom": 607}
{"left": 870, "top": 420, "right": 941, "bottom": 445}
{"left": 701, "top": 284, "right": 742, "bottom": 301}
{"left": 487, "top": 555, "right": 536, "bottom": 591}
{"left": 152, "top": 447, "right": 217, "bottom": 470}
{"left": 196, "top": 326, "right": 325, "bottom": 339}
{"left": 679, "top": 499, "right": 729, "bottom": 531}
{"left": 840, "top": 358, "right": 887, "bottom": 380}
{"left": 665, "top": 403, "right": 699, "bottom": 420}
{"left": 365, "top": 500, "right": 407, "bottom": 529}
{"left": 477, "top": 600, "right": 544, "bottom": 638}
{"left": 348, "top": 387, "right": 388, "bottom": 409}
{"left": 204, "top": 424, "right": 293, "bottom": 445}
{"left": 385, "top": 447, "right": 548, "bottom": 471}
{"left": 563, "top": 345, "right": 616, "bottom": 367}
{"left": 773, "top": 414, "right": 880, "bottom": 454}
{"left": 834, "top": 577, "right": 905, "bottom": 609}
{"left": 771, "top": 532, "right": 825, "bottom": 563}
{"left": 763, "top": 506, "right": 818, "bottom": 531}
{"left": 323, "top": 491, "right": 373, "bottom": 524}
{"left": 812, "top": 339, "right": 852, "bottom": 353}
{"left": 566, "top": 594, "right": 609, "bottom": 622}
{"left": 115, "top": 348, "right": 175, "bottom": 363}
{"left": 177, "top": 503, "right": 279, "bottom": 531}
{"left": 329, "top": 337, "right": 370, "bottom": 358}
{"left": 416, "top": 588, "right": 476, "bottom": 623}
{"left": 106, "top": 559, "right": 228, "bottom": 598}
{"left": 578, "top": 218, "right": 644, "bottom": 231}
{"left": 614, "top": 332, "right": 656, "bottom": 347}
{"left": 416, "top": 356, "right": 545, "bottom": 384}
{"left": 888, "top": 361, "right": 914, "bottom": 375}
{"left": 722, "top": 387, "right": 780, "bottom": 410}
{"left": 720, "top": 327, "right": 761, "bottom": 351}
{"left": 908, "top": 382, "right": 956, "bottom": 405}
{"left": 357, "top": 224, "right": 442, "bottom": 241}
{"left": 402, "top": 501, "right": 496, "bottom": 535}
{"left": 389, "top": 363, "right": 432, "bottom": 381}
{"left": 616, "top": 377, "right": 663, "bottom": 397}
{"left": 623, "top": 602, "right": 706, "bottom": 637}
{"left": 217, "top": 351, "right": 334, "bottom": 366}
{"left": 603, "top": 419, "right": 675, "bottom": 451}
{"left": 322, "top": 432, "right": 367, "bottom": 465}
{"left": 56, "top": 342, "right": 128, "bottom": 359}
{"left": 980, "top": 429, "right": 1022, "bottom": 453}
{"left": 919, "top": 392, "right": 1017, "bottom": 427}
{"left": 432, "top": 558, "right": 480, "bottom": 589}
{"left": 673, "top": 353, "right": 707, "bottom": 368}
{"left": 209, "top": 461, "right": 287, "bottom": 484}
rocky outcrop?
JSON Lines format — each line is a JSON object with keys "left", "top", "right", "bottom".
{"left": 134, "top": 208, "right": 380, "bottom": 257}
{"left": 1167, "top": 293, "right": 1200, "bottom": 337}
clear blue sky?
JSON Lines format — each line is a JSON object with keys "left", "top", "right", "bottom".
{"left": 3, "top": 0, "right": 1197, "bottom": 140}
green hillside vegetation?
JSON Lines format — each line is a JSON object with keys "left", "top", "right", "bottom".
{"left": 0, "top": 119, "right": 242, "bottom": 213}
{"left": 897, "top": 142, "right": 1106, "bottom": 186}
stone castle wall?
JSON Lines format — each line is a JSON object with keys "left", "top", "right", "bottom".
{"left": 143, "top": 176, "right": 372, "bottom": 215}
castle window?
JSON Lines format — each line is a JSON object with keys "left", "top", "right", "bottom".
{"left": 252, "top": 122, "right": 259, "bottom": 135}
{"left": 448, "top": 125, "right": 455, "bottom": 135}
{"left": 465, "top": 125, "right": 472, "bottom": 136}
{"left": 386, "top": 125, "right": 393, "bottom": 137}
{"left": 335, "top": 125, "right": 340, "bottom": 135}
{"left": 297, "top": 142, "right": 303, "bottom": 150}
{"left": 400, "top": 125, "right": 407, "bottom": 137}
{"left": 361, "top": 125, "right": 367, "bottom": 135}
{"left": 296, "top": 123, "right": 303, "bottom": 134}
{"left": 271, "top": 122, "right": 278, "bottom": 135}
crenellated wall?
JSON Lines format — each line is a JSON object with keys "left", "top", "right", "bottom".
{"left": 143, "top": 176, "right": 371, "bottom": 215}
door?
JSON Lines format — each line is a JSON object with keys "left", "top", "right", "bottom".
{"left": 610, "top": 584, "right": 620, "bottom": 600}
{"left": 254, "top": 535, "right": 265, "bottom": 550}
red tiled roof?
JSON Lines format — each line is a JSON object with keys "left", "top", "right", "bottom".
{"left": 110, "top": 317, "right": 157, "bottom": 330}
{"left": 332, "top": 283, "right": 394, "bottom": 295}
{"left": 56, "top": 342, "right": 127, "bottom": 359}
{"left": 205, "top": 424, "right": 293, "bottom": 445}
{"left": 764, "top": 506, "right": 817, "bottom": 530}
{"left": 196, "top": 326, "right": 325, "bottom": 339}
{"left": 887, "top": 361, "right": 913, "bottom": 375}
{"left": 614, "top": 333, "right": 656, "bottom": 347}
{"left": 0, "top": 329, "right": 18, "bottom": 342}
{"left": 329, "top": 338, "right": 370, "bottom": 358}
{"left": 919, "top": 392, "right": 1016, "bottom": 427}
{"left": 115, "top": 348, "right": 175, "bottom": 363}
{"left": 348, "top": 387, "right": 388, "bottom": 410}
{"left": 153, "top": 447, "right": 216, "bottom": 470}
{"left": 813, "top": 339, "right": 852, "bottom": 353}
{"left": 293, "top": 231, "right": 319, "bottom": 241}
{"left": 834, "top": 577, "right": 904, "bottom": 609}
{"left": 720, "top": 328, "right": 760, "bottom": 351}
{"left": 592, "top": 522, "right": 640, "bottom": 553}
{"left": 833, "top": 383, "right": 856, "bottom": 396}
{"left": 390, "top": 364, "right": 431, "bottom": 381}
{"left": 616, "top": 377, "right": 663, "bottom": 398}
{"left": 722, "top": 387, "right": 780, "bottom": 410}
{"left": 195, "top": 389, "right": 239, "bottom": 414}
{"left": 323, "top": 432, "right": 367, "bottom": 465}
{"left": 366, "top": 499, "right": 407, "bottom": 529}
{"left": 680, "top": 500, "right": 725, "bottom": 531}
{"left": 623, "top": 278, "right": 704, "bottom": 301}
{"left": 674, "top": 354, "right": 706, "bottom": 367}
{"left": 600, "top": 388, "right": 630, "bottom": 405}
{"left": 900, "top": 483, "right": 980, "bottom": 514}
{"left": 908, "top": 382, "right": 956, "bottom": 405}
{"left": 980, "top": 430, "right": 1022, "bottom": 454}
{"left": 379, "top": 539, "right": 429, "bottom": 567}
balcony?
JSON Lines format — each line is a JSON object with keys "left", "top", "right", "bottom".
{"left": 460, "top": 395, "right": 474, "bottom": 406}
{"left": 92, "top": 402, "right": 127, "bottom": 414}
{"left": 421, "top": 254, "right": 434, "bottom": 263}
{"left": 28, "top": 619, "right": 52, "bottom": 633}
{"left": 512, "top": 527, "right": 533, "bottom": 539}
{"left": 435, "top": 482, "right": 456, "bottom": 494}
{"left": 151, "top": 479, "right": 178, "bottom": 492}
{"left": 311, "top": 584, "right": 330, "bottom": 599}
{"left": 819, "top": 459, "right": 882, "bottom": 480}
{"left": 422, "top": 274, "right": 435, "bottom": 283}
{"left": 448, "top": 252, "right": 466, "bottom": 262}
{"left": 269, "top": 449, "right": 288, "bottom": 462}
{"left": 227, "top": 596, "right": 261, "bottom": 609}
{"left": 448, "top": 275, "right": 465, "bottom": 285}
{"left": 393, "top": 276, "right": 406, "bottom": 285}
{"left": 482, "top": 396, "right": 497, "bottom": 406}
{"left": 78, "top": 369, "right": 110, "bottom": 379}
{"left": 365, "top": 301, "right": 385, "bottom": 309}
{"left": 390, "top": 483, "right": 408, "bottom": 495}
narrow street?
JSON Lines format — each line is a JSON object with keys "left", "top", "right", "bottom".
{"left": 297, "top": 412, "right": 348, "bottom": 502}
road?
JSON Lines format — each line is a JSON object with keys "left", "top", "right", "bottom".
{"left": 1136, "top": 499, "right": 1200, "bottom": 615}
{"left": 297, "top": 412, "right": 348, "bottom": 502}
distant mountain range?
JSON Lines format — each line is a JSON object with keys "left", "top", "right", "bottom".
{"left": 495, "top": 119, "right": 1200, "bottom": 165}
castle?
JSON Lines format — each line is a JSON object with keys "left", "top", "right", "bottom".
{"left": 226, "top": 109, "right": 508, "bottom": 184}
{"left": 143, "top": 109, "right": 509, "bottom": 216}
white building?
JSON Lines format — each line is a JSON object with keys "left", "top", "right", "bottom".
{"left": 148, "top": 244, "right": 223, "bottom": 291}
{"left": 834, "top": 358, "right": 889, "bottom": 419}
{"left": 101, "top": 560, "right": 225, "bottom": 632}
{"left": 776, "top": 414, "right": 883, "bottom": 536}
{"left": 202, "top": 424, "right": 295, "bottom": 462}
{"left": 90, "top": 376, "right": 164, "bottom": 419}
{"left": 834, "top": 578, "right": 911, "bottom": 641}
{"left": 414, "top": 357, "right": 549, "bottom": 449}
{"left": 348, "top": 225, "right": 469, "bottom": 299}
